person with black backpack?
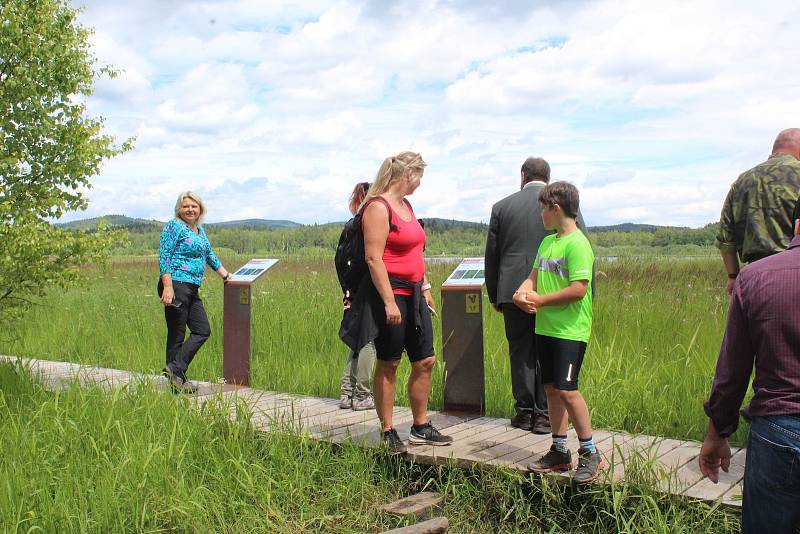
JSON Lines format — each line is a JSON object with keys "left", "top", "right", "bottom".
{"left": 337, "top": 182, "right": 377, "bottom": 411}
{"left": 338, "top": 151, "right": 452, "bottom": 454}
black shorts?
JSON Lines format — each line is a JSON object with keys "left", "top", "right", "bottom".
{"left": 374, "top": 294, "right": 435, "bottom": 363}
{"left": 536, "top": 334, "right": 587, "bottom": 391}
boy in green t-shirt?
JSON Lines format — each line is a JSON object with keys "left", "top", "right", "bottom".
{"left": 512, "top": 181, "right": 603, "bottom": 484}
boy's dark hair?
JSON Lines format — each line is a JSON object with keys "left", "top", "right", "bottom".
{"left": 539, "top": 181, "right": 579, "bottom": 219}
{"left": 521, "top": 157, "right": 550, "bottom": 184}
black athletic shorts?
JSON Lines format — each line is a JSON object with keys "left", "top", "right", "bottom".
{"left": 374, "top": 293, "right": 435, "bottom": 363}
{"left": 536, "top": 334, "right": 587, "bottom": 391}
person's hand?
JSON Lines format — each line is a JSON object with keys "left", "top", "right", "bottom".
{"left": 161, "top": 285, "right": 175, "bottom": 306}
{"left": 423, "top": 289, "right": 436, "bottom": 314}
{"left": 385, "top": 301, "right": 402, "bottom": 325}
{"left": 513, "top": 291, "right": 536, "bottom": 314}
{"left": 726, "top": 277, "right": 736, "bottom": 296}
{"left": 698, "top": 434, "right": 731, "bottom": 483}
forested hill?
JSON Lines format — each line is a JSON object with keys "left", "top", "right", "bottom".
{"left": 62, "top": 214, "right": 720, "bottom": 257}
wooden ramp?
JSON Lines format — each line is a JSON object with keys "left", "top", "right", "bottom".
{"left": 0, "top": 355, "right": 743, "bottom": 508}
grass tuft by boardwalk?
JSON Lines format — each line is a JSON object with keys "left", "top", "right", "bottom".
{"left": 0, "top": 364, "right": 741, "bottom": 533}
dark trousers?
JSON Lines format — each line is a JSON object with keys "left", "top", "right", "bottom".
{"left": 501, "top": 303, "right": 547, "bottom": 416}
{"left": 157, "top": 280, "right": 211, "bottom": 378}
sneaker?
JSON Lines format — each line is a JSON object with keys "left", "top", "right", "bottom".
{"left": 351, "top": 394, "right": 375, "bottom": 411}
{"left": 181, "top": 380, "right": 199, "bottom": 395}
{"left": 531, "top": 414, "right": 552, "bottom": 435}
{"left": 510, "top": 412, "right": 533, "bottom": 431}
{"left": 162, "top": 366, "right": 185, "bottom": 393}
{"left": 573, "top": 447, "right": 605, "bottom": 484}
{"left": 528, "top": 445, "right": 573, "bottom": 473}
{"left": 408, "top": 422, "right": 453, "bottom": 446}
{"left": 382, "top": 428, "right": 407, "bottom": 454}
{"left": 339, "top": 395, "right": 352, "bottom": 409}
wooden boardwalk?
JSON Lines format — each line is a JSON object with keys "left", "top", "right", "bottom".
{"left": 0, "top": 355, "right": 743, "bottom": 508}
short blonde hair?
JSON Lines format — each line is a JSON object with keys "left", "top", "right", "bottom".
{"left": 174, "top": 190, "right": 207, "bottom": 225}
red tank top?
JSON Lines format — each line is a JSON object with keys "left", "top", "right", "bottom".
{"left": 367, "top": 197, "right": 426, "bottom": 296}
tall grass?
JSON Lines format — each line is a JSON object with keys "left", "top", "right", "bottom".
{"left": 0, "top": 255, "right": 741, "bottom": 444}
{"left": 0, "top": 364, "right": 741, "bottom": 533}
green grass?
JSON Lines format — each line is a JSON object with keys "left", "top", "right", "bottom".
{"left": 0, "top": 364, "right": 741, "bottom": 533}
{"left": 0, "top": 255, "right": 743, "bottom": 445}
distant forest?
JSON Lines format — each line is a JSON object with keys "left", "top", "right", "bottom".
{"left": 80, "top": 215, "right": 720, "bottom": 258}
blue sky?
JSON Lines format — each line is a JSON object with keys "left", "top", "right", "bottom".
{"left": 73, "top": 0, "right": 800, "bottom": 227}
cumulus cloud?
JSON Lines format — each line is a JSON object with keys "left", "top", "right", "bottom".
{"left": 66, "top": 0, "right": 800, "bottom": 229}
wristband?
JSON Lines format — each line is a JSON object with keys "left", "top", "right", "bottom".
{"left": 727, "top": 273, "right": 738, "bottom": 279}
{"left": 421, "top": 283, "right": 432, "bottom": 291}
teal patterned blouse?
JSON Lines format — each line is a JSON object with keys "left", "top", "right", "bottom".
{"left": 159, "top": 219, "right": 222, "bottom": 285}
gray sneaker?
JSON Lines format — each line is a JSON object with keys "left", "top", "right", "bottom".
{"left": 528, "top": 445, "right": 573, "bottom": 473}
{"left": 573, "top": 447, "right": 605, "bottom": 484}
{"left": 352, "top": 394, "right": 375, "bottom": 411}
{"left": 338, "top": 395, "right": 352, "bottom": 409}
{"left": 382, "top": 428, "right": 407, "bottom": 454}
{"left": 408, "top": 422, "right": 453, "bottom": 446}
{"left": 163, "top": 366, "right": 185, "bottom": 393}
{"left": 181, "top": 380, "right": 199, "bottom": 395}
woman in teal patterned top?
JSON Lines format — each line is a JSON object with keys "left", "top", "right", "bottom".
{"left": 158, "top": 191, "right": 231, "bottom": 393}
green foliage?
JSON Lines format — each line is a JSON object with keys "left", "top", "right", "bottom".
{"left": 0, "top": 0, "right": 131, "bottom": 322}
{"left": 0, "top": 364, "right": 741, "bottom": 532}
{"left": 0, "top": 257, "right": 747, "bottom": 446}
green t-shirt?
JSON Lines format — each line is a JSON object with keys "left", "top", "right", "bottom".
{"left": 534, "top": 229, "right": 594, "bottom": 342}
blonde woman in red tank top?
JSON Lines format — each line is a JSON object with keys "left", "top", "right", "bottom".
{"left": 361, "top": 151, "right": 453, "bottom": 453}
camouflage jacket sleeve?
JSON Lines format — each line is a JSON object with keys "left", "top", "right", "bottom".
{"left": 715, "top": 184, "right": 740, "bottom": 254}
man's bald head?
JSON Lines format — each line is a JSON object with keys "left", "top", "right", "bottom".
{"left": 773, "top": 128, "right": 800, "bottom": 158}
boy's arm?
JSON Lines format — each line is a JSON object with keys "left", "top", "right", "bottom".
{"left": 529, "top": 280, "right": 588, "bottom": 308}
{"left": 512, "top": 267, "right": 538, "bottom": 313}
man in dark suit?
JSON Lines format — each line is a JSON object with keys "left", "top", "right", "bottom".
{"left": 485, "top": 157, "right": 588, "bottom": 434}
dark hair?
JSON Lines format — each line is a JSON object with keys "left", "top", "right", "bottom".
{"left": 348, "top": 182, "right": 370, "bottom": 215}
{"left": 521, "top": 157, "right": 550, "bottom": 185}
{"left": 539, "top": 181, "right": 579, "bottom": 219}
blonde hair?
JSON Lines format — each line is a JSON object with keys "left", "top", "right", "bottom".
{"left": 174, "top": 190, "right": 207, "bottom": 225}
{"left": 361, "top": 151, "right": 427, "bottom": 209}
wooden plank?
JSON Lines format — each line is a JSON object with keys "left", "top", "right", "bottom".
{"left": 656, "top": 443, "right": 739, "bottom": 494}
{"left": 380, "top": 491, "right": 443, "bottom": 517}
{"left": 720, "top": 479, "right": 743, "bottom": 508}
{"left": 408, "top": 418, "right": 519, "bottom": 467}
{"left": 379, "top": 517, "right": 449, "bottom": 534}
{"left": 682, "top": 448, "right": 746, "bottom": 502}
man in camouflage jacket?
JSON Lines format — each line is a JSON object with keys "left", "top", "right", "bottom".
{"left": 716, "top": 128, "right": 800, "bottom": 294}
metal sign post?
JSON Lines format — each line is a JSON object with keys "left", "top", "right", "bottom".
{"left": 440, "top": 257, "right": 485, "bottom": 415}
{"left": 223, "top": 258, "right": 278, "bottom": 386}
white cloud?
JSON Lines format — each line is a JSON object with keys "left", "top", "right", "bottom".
{"left": 67, "top": 0, "right": 800, "bottom": 229}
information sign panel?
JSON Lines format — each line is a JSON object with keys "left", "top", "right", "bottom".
{"left": 229, "top": 259, "right": 279, "bottom": 283}
{"left": 442, "top": 257, "right": 485, "bottom": 288}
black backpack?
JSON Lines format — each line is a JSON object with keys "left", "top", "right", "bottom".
{"left": 335, "top": 197, "right": 396, "bottom": 300}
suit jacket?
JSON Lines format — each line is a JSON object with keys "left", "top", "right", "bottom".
{"left": 484, "top": 182, "right": 589, "bottom": 305}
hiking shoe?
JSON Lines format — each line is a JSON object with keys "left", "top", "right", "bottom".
{"left": 162, "top": 366, "right": 185, "bottom": 393}
{"left": 573, "top": 447, "right": 605, "bottom": 484}
{"left": 339, "top": 395, "right": 352, "bottom": 409}
{"left": 532, "top": 414, "right": 552, "bottom": 435}
{"left": 181, "top": 380, "right": 199, "bottom": 395}
{"left": 528, "top": 445, "right": 573, "bottom": 473}
{"left": 382, "top": 428, "right": 407, "bottom": 454}
{"left": 351, "top": 394, "right": 375, "bottom": 411}
{"left": 408, "top": 422, "right": 453, "bottom": 446}
{"left": 510, "top": 412, "right": 533, "bottom": 431}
